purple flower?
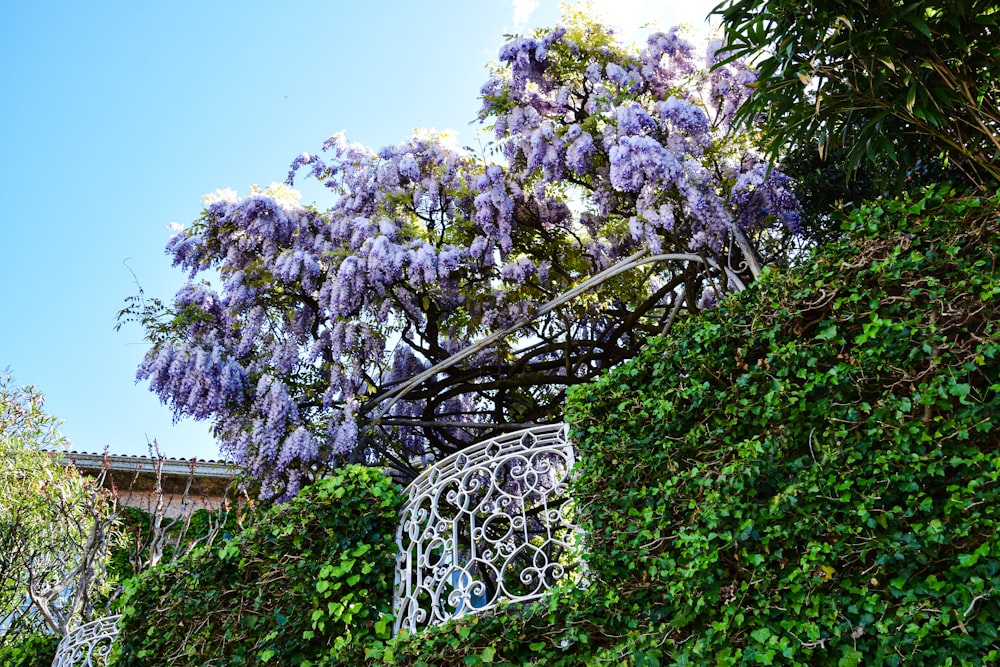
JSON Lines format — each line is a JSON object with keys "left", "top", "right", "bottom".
{"left": 657, "top": 97, "right": 710, "bottom": 137}
{"left": 565, "top": 128, "right": 596, "bottom": 174}
{"left": 277, "top": 427, "right": 318, "bottom": 470}
{"left": 617, "top": 104, "right": 657, "bottom": 137}
{"left": 398, "top": 153, "right": 420, "bottom": 180}
{"left": 730, "top": 162, "right": 803, "bottom": 233}
{"left": 501, "top": 257, "right": 537, "bottom": 283}
{"left": 137, "top": 18, "right": 802, "bottom": 503}
{"left": 605, "top": 62, "right": 641, "bottom": 91}
{"left": 609, "top": 136, "right": 681, "bottom": 192}
{"left": 698, "top": 286, "right": 719, "bottom": 310}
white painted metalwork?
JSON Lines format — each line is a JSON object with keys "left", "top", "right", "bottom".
{"left": 51, "top": 615, "right": 121, "bottom": 667}
{"left": 393, "top": 423, "right": 579, "bottom": 634}
{"left": 372, "top": 250, "right": 745, "bottom": 418}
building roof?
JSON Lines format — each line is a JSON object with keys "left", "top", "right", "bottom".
{"left": 59, "top": 451, "right": 238, "bottom": 479}
{"left": 57, "top": 451, "right": 240, "bottom": 497}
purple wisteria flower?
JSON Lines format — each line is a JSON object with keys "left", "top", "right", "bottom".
{"left": 135, "top": 15, "right": 802, "bottom": 501}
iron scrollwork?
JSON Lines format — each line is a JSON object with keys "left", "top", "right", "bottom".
{"left": 393, "top": 424, "right": 579, "bottom": 634}
{"left": 51, "top": 615, "right": 122, "bottom": 667}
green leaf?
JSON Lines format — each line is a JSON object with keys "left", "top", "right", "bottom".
{"left": 634, "top": 650, "right": 661, "bottom": 666}
{"left": 839, "top": 649, "right": 863, "bottom": 667}
{"left": 906, "top": 84, "right": 918, "bottom": 113}
{"left": 816, "top": 323, "right": 838, "bottom": 340}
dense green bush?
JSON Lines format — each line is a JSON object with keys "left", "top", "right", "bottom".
{"left": 0, "top": 632, "right": 59, "bottom": 667}
{"left": 111, "top": 465, "right": 402, "bottom": 666}
{"left": 564, "top": 185, "right": 1000, "bottom": 665}
{"left": 382, "top": 587, "right": 675, "bottom": 666}
{"left": 107, "top": 503, "right": 251, "bottom": 582}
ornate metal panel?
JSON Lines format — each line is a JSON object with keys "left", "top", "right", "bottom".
{"left": 393, "top": 423, "right": 579, "bottom": 634}
{"left": 51, "top": 615, "right": 121, "bottom": 667}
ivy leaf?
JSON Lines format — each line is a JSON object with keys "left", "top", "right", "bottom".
{"left": 838, "top": 649, "right": 863, "bottom": 667}
{"left": 816, "top": 323, "right": 838, "bottom": 340}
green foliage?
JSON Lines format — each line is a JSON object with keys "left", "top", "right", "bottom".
{"left": 0, "top": 371, "right": 66, "bottom": 635}
{"left": 778, "top": 143, "right": 887, "bottom": 248}
{"left": 565, "top": 185, "right": 1000, "bottom": 664}
{"left": 714, "top": 0, "right": 1000, "bottom": 188}
{"left": 1, "top": 371, "right": 115, "bottom": 640}
{"left": 0, "top": 371, "right": 69, "bottom": 568}
{"left": 342, "top": 186, "right": 1000, "bottom": 665}
{"left": 107, "top": 504, "right": 249, "bottom": 582}
{"left": 111, "top": 465, "right": 402, "bottom": 666}
{"left": 0, "top": 632, "right": 59, "bottom": 667}
{"left": 379, "top": 586, "right": 683, "bottom": 666}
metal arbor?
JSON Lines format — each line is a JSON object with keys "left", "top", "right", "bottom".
{"left": 50, "top": 615, "right": 122, "bottom": 667}
{"left": 393, "top": 424, "right": 579, "bottom": 634}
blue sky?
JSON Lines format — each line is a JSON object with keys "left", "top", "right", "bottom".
{"left": 0, "top": 1, "right": 717, "bottom": 461}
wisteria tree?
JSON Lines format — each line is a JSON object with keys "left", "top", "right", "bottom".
{"left": 124, "top": 16, "right": 801, "bottom": 500}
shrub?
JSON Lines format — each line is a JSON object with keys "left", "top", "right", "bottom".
{"left": 383, "top": 587, "right": 674, "bottom": 666}
{"left": 0, "top": 632, "right": 59, "bottom": 667}
{"left": 111, "top": 465, "right": 402, "bottom": 666}
{"left": 566, "top": 185, "right": 1000, "bottom": 664}
{"left": 107, "top": 503, "right": 250, "bottom": 581}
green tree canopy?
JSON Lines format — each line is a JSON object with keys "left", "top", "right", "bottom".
{"left": 0, "top": 371, "right": 116, "bottom": 642}
{"left": 713, "top": 0, "right": 1000, "bottom": 189}
{"left": 0, "top": 371, "right": 69, "bottom": 635}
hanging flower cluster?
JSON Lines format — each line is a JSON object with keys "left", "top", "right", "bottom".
{"left": 479, "top": 24, "right": 800, "bottom": 258}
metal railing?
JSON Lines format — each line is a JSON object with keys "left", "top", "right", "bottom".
{"left": 51, "top": 615, "right": 121, "bottom": 667}
{"left": 48, "top": 427, "right": 578, "bottom": 650}
{"left": 393, "top": 424, "right": 579, "bottom": 634}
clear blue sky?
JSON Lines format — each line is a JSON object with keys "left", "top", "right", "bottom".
{"left": 0, "top": 1, "right": 716, "bottom": 461}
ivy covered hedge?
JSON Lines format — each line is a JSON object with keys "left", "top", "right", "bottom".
{"left": 381, "top": 186, "right": 1000, "bottom": 665}
{"left": 0, "top": 632, "right": 59, "bottom": 667}
{"left": 107, "top": 503, "right": 249, "bottom": 582}
{"left": 110, "top": 465, "right": 401, "bottom": 666}
{"left": 564, "top": 186, "right": 1000, "bottom": 665}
